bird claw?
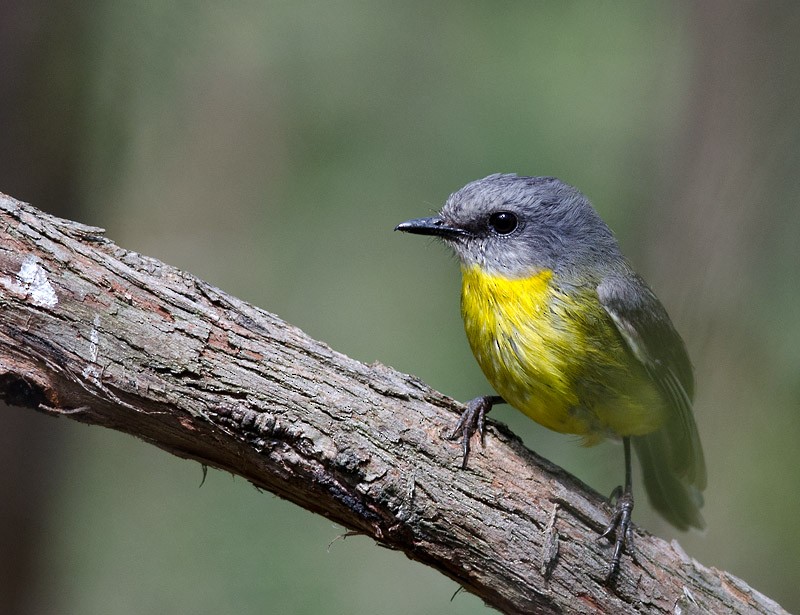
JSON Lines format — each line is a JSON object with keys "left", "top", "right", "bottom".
{"left": 600, "top": 486, "right": 635, "bottom": 583}
{"left": 446, "top": 395, "right": 501, "bottom": 469}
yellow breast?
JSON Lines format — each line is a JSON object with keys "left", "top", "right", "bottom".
{"left": 460, "top": 264, "right": 664, "bottom": 440}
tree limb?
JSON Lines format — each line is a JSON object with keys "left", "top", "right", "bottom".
{"left": 0, "top": 193, "right": 786, "bottom": 615}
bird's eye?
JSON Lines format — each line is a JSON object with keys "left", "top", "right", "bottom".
{"left": 488, "top": 211, "right": 518, "bottom": 235}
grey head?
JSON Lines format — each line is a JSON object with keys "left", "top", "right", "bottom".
{"left": 396, "top": 173, "right": 624, "bottom": 279}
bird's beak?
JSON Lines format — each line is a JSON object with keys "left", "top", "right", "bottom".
{"left": 394, "top": 216, "right": 466, "bottom": 240}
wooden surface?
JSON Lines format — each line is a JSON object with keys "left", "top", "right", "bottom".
{"left": 0, "top": 192, "right": 786, "bottom": 614}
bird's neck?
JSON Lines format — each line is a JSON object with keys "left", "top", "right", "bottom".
{"left": 460, "top": 264, "right": 554, "bottom": 323}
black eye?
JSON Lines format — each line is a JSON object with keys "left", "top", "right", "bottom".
{"left": 488, "top": 211, "right": 518, "bottom": 235}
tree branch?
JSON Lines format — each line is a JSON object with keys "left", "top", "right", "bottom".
{"left": 0, "top": 193, "right": 785, "bottom": 615}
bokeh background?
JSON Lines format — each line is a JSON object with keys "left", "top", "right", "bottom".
{"left": 2, "top": 2, "right": 800, "bottom": 613}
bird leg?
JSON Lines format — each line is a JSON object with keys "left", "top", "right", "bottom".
{"left": 600, "top": 436, "right": 635, "bottom": 582}
{"left": 447, "top": 395, "right": 505, "bottom": 469}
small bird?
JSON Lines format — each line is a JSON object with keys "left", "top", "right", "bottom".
{"left": 395, "top": 173, "right": 706, "bottom": 580}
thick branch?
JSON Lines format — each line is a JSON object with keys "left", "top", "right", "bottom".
{"left": 0, "top": 193, "right": 785, "bottom": 615}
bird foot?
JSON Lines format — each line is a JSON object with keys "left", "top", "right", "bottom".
{"left": 446, "top": 395, "right": 501, "bottom": 469}
{"left": 599, "top": 485, "right": 635, "bottom": 583}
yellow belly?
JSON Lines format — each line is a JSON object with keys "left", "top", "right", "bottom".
{"left": 460, "top": 265, "right": 664, "bottom": 442}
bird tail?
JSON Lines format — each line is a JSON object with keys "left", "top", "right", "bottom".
{"left": 633, "top": 430, "right": 705, "bottom": 531}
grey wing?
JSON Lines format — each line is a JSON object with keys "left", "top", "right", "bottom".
{"left": 597, "top": 273, "right": 706, "bottom": 490}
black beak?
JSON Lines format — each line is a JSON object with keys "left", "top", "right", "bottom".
{"left": 394, "top": 216, "right": 466, "bottom": 240}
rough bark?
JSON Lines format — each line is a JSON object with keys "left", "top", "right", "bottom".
{"left": 0, "top": 193, "right": 786, "bottom": 615}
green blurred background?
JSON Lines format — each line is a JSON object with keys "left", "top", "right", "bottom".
{"left": 2, "top": 2, "right": 799, "bottom": 613}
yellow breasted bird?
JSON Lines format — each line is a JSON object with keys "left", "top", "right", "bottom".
{"left": 395, "top": 173, "right": 706, "bottom": 580}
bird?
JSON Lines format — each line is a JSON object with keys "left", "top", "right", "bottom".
{"left": 395, "top": 173, "right": 706, "bottom": 580}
